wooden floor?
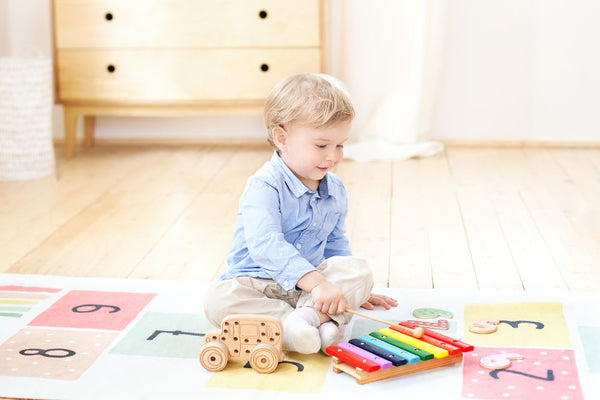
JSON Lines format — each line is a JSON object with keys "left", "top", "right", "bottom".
{"left": 1, "top": 145, "right": 599, "bottom": 292}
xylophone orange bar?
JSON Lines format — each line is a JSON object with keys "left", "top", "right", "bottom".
{"left": 388, "top": 324, "right": 463, "bottom": 355}
{"left": 398, "top": 321, "right": 474, "bottom": 352}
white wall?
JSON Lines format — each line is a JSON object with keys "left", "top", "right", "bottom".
{"left": 432, "top": 0, "right": 600, "bottom": 142}
{"left": 4, "top": 0, "right": 600, "bottom": 143}
{"left": 432, "top": 0, "right": 535, "bottom": 141}
{"left": 4, "top": 0, "right": 52, "bottom": 57}
{"left": 532, "top": 0, "right": 600, "bottom": 142}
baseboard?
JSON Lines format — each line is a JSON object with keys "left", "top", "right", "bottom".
{"left": 53, "top": 136, "right": 269, "bottom": 148}
{"left": 436, "top": 139, "right": 600, "bottom": 148}
{"left": 52, "top": 137, "right": 600, "bottom": 150}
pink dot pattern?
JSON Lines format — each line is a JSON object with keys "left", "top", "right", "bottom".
{"left": 462, "top": 346, "right": 583, "bottom": 400}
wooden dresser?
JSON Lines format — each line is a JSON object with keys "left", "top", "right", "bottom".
{"left": 51, "top": 0, "right": 326, "bottom": 157}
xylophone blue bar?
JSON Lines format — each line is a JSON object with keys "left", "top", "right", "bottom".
{"left": 349, "top": 338, "right": 408, "bottom": 367}
{"left": 357, "top": 335, "right": 420, "bottom": 364}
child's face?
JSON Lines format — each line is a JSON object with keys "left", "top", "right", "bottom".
{"left": 274, "top": 121, "right": 351, "bottom": 191}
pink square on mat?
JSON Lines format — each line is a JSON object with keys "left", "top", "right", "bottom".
{"left": 29, "top": 290, "right": 156, "bottom": 331}
{"left": 0, "top": 328, "right": 118, "bottom": 380}
{"left": 462, "top": 346, "right": 583, "bottom": 400}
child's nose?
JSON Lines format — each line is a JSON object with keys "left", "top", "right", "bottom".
{"left": 326, "top": 149, "right": 337, "bottom": 161}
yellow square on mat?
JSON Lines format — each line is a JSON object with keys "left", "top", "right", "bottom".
{"left": 463, "top": 302, "right": 570, "bottom": 348}
{"left": 206, "top": 352, "right": 331, "bottom": 392}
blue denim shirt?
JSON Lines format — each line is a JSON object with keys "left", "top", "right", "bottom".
{"left": 221, "top": 152, "right": 352, "bottom": 291}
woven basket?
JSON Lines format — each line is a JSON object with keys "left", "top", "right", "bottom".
{"left": 0, "top": 57, "right": 55, "bottom": 181}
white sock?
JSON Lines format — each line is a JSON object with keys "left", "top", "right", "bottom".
{"left": 319, "top": 321, "right": 345, "bottom": 353}
{"left": 282, "top": 307, "right": 321, "bottom": 354}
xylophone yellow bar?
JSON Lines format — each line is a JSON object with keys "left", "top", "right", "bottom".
{"left": 379, "top": 328, "right": 449, "bottom": 358}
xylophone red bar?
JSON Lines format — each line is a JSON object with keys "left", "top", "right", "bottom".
{"left": 399, "top": 321, "right": 474, "bottom": 352}
{"left": 388, "top": 325, "right": 463, "bottom": 356}
{"left": 326, "top": 345, "right": 381, "bottom": 373}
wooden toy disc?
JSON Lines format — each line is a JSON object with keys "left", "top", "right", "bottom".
{"left": 200, "top": 342, "right": 229, "bottom": 372}
{"left": 249, "top": 344, "right": 279, "bottom": 374}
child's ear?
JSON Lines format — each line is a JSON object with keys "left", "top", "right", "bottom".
{"left": 272, "top": 126, "right": 288, "bottom": 152}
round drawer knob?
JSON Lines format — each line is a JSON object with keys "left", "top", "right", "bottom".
{"left": 260, "top": 63, "right": 269, "bottom": 72}
{"left": 105, "top": 12, "right": 113, "bottom": 21}
{"left": 258, "top": 10, "right": 268, "bottom": 19}
{"left": 106, "top": 64, "right": 116, "bottom": 73}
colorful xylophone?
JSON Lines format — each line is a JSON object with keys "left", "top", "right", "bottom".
{"left": 326, "top": 320, "right": 474, "bottom": 384}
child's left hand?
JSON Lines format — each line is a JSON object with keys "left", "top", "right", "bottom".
{"left": 360, "top": 293, "right": 398, "bottom": 310}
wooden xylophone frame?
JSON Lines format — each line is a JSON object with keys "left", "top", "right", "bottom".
{"left": 327, "top": 319, "right": 473, "bottom": 385}
{"left": 330, "top": 353, "right": 464, "bottom": 385}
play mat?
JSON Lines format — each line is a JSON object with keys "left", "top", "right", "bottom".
{"left": 1, "top": 273, "right": 598, "bottom": 399}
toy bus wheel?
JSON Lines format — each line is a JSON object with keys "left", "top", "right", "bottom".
{"left": 200, "top": 342, "right": 229, "bottom": 372}
{"left": 249, "top": 344, "right": 279, "bottom": 374}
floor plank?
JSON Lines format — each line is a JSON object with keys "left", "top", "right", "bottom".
{"left": 0, "top": 148, "right": 158, "bottom": 272}
{"left": 1, "top": 145, "right": 598, "bottom": 293}
{"left": 335, "top": 160, "right": 392, "bottom": 287}
{"left": 8, "top": 148, "right": 209, "bottom": 277}
{"left": 129, "top": 148, "right": 271, "bottom": 281}
{"left": 457, "top": 188, "right": 523, "bottom": 290}
{"left": 491, "top": 190, "right": 567, "bottom": 291}
{"left": 388, "top": 158, "right": 433, "bottom": 289}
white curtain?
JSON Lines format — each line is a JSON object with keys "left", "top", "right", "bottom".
{"left": 330, "top": 0, "right": 447, "bottom": 162}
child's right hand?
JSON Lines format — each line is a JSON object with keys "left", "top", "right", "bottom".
{"left": 310, "top": 281, "right": 347, "bottom": 315}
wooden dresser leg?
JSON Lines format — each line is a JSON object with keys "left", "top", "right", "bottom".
{"left": 83, "top": 116, "right": 96, "bottom": 148}
{"left": 64, "top": 107, "right": 78, "bottom": 159}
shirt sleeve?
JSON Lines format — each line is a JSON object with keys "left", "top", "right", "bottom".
{"left": 240, "top": 179, "right": 317, "bottom": 290}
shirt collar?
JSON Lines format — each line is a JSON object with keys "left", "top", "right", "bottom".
{"left": 271, "top": 151, "right": 333, "bottom": 199}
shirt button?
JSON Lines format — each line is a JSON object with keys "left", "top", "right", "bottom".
{"left": 312, "top": 222, "right": 317, "bottom": 227}
{"left": 296, "top": 244, "right": 302, "bottom": 249}
{"left": 284, "top": 280, "right": 290, "bottom": 287}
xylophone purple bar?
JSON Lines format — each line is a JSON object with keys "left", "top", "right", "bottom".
{"left": 326, "top": 345, "right": 380, "bottom": 373}
{"left": 338, "top": 342, "right": 393, "bottom": 370}
{"left": 398, "top": 321, "right": 474, "bottom": 352}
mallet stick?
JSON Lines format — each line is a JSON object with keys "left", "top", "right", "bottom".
{"left": 345, "top": 308, "right": 424, "bottom": 338}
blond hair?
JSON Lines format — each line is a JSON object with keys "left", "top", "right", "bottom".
{"left": 263, "top": 73, "right": 355, "bottom": 147}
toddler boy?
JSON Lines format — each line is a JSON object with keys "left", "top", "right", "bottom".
{"left": 204, "top": 73, "right": 396, "bottom": 354}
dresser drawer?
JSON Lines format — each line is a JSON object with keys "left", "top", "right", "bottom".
{"left": 56, "top": 49, "right": 321, "bottom": 103}
{"left": 53, "top": 0, "right": 321, "bottom": 49}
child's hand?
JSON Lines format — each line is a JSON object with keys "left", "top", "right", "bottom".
{"left": 311, "top": 281, "right": 347, "bottom": 315}
{"left": 360, "top": 294, "right": 398, "bottom": 310}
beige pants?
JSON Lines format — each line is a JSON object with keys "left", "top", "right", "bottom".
{"left": 203, "top": 256, "right": 374, "bottom": 327}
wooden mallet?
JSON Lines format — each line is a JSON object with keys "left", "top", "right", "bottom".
{"left": 345, "top": 308, "right": 424, "bottom": 338}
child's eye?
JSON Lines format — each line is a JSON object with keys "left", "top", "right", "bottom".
{"left": 337, "top": 144, "right": 344, "bottom": 149}
{"left": 316, "top": 144, "right": 327, "bottom": 149}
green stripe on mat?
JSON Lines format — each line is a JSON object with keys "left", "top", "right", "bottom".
{"left": 0, "top": 306, "right": 32, "bottom": 312}
{"left": 0, "top": 312, "right": 22, "bottom": 318}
